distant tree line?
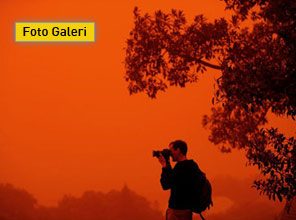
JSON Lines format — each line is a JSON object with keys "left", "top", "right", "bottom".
{"left": 0, "top": 183, "right": 163, "bottom": 220}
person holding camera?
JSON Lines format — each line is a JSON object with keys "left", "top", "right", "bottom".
{"left": 157, "top": 140, "right": 201, "bottom": 220}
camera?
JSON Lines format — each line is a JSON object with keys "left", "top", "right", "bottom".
{"left": 153, "top": 149, "right": 171, "bottom": 165}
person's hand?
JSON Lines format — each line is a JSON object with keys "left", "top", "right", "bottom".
{"left": 158, "top": 153, "right": 167, "bottom": 168}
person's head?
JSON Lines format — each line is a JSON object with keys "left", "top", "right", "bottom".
{"left": 169, "top": 140, "right": 187, "bottom": 162}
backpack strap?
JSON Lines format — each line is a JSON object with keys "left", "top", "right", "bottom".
{"left": 199, "top": 213, "right": 206, "bottom": 220}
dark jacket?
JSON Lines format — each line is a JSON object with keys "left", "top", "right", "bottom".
{"left": 161, "top": 159, "right": 201, "bottom": 210}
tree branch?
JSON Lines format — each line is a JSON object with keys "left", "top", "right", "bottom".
{"left": 198, "top": 59, "right": 221, "bottom": 70}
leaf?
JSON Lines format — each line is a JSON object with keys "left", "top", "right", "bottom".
{"left": 277, "top": 193, "right": 283, "bottom": 202}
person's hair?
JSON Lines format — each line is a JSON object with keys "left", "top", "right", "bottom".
{"left": 169, "top": 140, "right": 187, "bottom": 156}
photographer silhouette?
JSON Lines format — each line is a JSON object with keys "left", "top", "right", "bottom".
{"left": 157, "top": 140, "right": 202, "bottom": 220}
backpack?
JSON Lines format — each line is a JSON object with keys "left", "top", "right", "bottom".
{"left": 192, "top": 171, "right": 213, "bottom": 220}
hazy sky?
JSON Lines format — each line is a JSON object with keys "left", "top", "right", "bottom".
{"left": 0, "top": 0, "right": 294, "bottom": 215}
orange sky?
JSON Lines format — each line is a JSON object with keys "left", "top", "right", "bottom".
{"left": 0, "top": 0, "right": 295, "bottom": 215}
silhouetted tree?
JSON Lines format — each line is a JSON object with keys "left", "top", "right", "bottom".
{"left": 0, "top": 183, "right": 163, "bottom": 220}
{"left": 0, "top": 183, "right": 37, "bottom": 220}
{"left": 55, "top": 185, "right": 163, "bottom": 220}
{"left": 124, "top": 0, "right": 296, "bottom": 202}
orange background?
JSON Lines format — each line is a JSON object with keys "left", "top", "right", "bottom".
{"left": 0, "top": 0, "right": 295, "bottom": 215}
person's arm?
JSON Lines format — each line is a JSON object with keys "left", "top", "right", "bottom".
{"left": 158, "top": 153, "right": 173, "bottom": 190}
{"left": 161, "top": 165, "right": 173, "bottom": 190}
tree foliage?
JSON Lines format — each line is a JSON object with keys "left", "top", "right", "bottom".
{"left": 0, "top": 183, "right": 163, "bottom": 220}
{"left": 124, "top": 0, "right": 296, "bottom": 202}
{"left": 54, "top": 185, "right": 163, "bottom": 220}
{"left": 0, "top": 183, "right": 37, "bottom": 220}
